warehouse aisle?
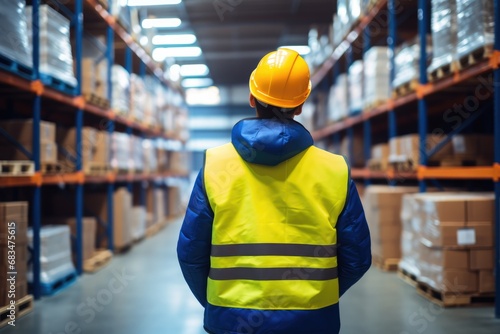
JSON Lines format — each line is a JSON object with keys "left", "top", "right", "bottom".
{"left": 2, "top": 219, "right": 500, "bottom": 334}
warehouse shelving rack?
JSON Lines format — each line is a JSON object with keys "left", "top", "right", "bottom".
{"left": 310, "top": 0, "right": 500, "bottom": 317}
{"left": 0, "top": 0, "right": 188, "bottom": 300}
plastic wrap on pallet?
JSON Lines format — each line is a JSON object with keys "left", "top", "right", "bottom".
{"left": 27, "top": 225, "right": 76, "bottom": 285}
{"left": 348, "top": 60, "right": 364, "bottom": 114}
{"left": 348, "top": 0, "right": 362, "bottom": 25}
{"left": 428, "top": 0, "right": 457, "bottom": 74}
{"left": 131, "top": 136, "right": 143, "bottom": 172}
{"left": 111, "top": 65, "right": 130, "bottom": 115}
{"left": 456, "top": 0, "right": 494, "bottom": 60}
{"left": 399, "top": 194, "right": 425, "bottom": 277}
{"left": 130, "top": 74, "right": 146, "bottom": 122}
{"left": 142, "top": 138, "right": 158, "bottom": 173}
{"left": 327, "top": 74, "right": 349, "bottom": 122}
{"left": 363, "top": 47, "right": 390, "bottom": 109}
{"left": 110, "top": 132, "right": 132, "bottom": 171}
{"left": 0, "top": 0, "right": 32, "bottom": 67}
{"left": 26, "top": 5, "right": 77, "bottom": 86}
{"left": 131, "top": 206, "right": 146, "bottom": 241}
{"left": 393, "top": 43, "right": 420, "bottom": 89}
{"left": 337, "top": 0, "right": 351, "bottom": 36}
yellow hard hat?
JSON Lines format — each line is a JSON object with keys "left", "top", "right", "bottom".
{"left": 249, "top": 48, "right": 312, "bottom": 109}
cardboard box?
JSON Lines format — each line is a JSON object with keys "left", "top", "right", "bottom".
{"left": 371, "top": 143, "right": 389, "bottom": 160}
{"left": 467, "top": 196, "right": 494, "bottom": 223}
{"left": 0, "top": 119, "right": 56, "bottom": 144}
{"left": 57, "top": 127, "right": 97, "bottom": 150}
{"left": 470, "top": 249, "right": 494, "bottom": 270}
{"left": 439, "top": 270, "right": 478, "bottom": 293}
{"left": 370, "top": 224, "right": 402, "bottom": 242}
{"left": 93, "top": 131, "right": 109, "bottom": 165}
{"left": 420, "top": 247, "right": 469, "bottom": 270}
{"left": 167, "top": 186, "right": 182, "bottom": 217}
{"left": 478, "top": 271, "right": 495, "bottom": 293}
{"left": 0, "top": 142, "right": 57, "bottom": 163}
{"left": 84, "top": 188, "right": 133, "bottom": 249}
{"left": 0, "top": 278, "right": 28, "bottom": 306}
{"left": 46, "top": 217, "right": 96, "bottom": 262}
{"left": 372, "top": 241, "right": 401, "bottom": 259}
{"left": 0, "top": 202, "right": 28, "bottom": 245}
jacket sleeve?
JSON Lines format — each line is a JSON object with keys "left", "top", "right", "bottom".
{"left": 177, "top": 169, "right": 214, "bottom": 307}
{"left": 336, "top": 179, "right": 371, "bottom": 297}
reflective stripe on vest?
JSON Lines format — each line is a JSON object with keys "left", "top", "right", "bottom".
{"left": 204, "top": 143, "right": 348, "bottom": 310}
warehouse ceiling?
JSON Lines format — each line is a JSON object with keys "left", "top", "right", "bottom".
{"left": 143, "top": 0, "right": 336, "bottom": 87}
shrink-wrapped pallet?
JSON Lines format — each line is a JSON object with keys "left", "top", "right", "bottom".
{"left": 348, "top": 60, "right": 364, "bottom": 114}
{"left": 363, "top": 47, "right": 390, "bottom": 109}
{"left": 427, "top": 0, "right": 457, "bottom": 74}
{"left": 111, "top": 65, "right": 130, "bottom": 115}
{"left": 26, "top": 5, "right": 76, "bottom": 86}
{"left": 327, "top": 74, "right": 349, "bottom": 122}
{"left": 456, "top": 0, "right": 495, "bottom": 60}
{"left": 0, "top": 0, "right": 31, "bottom": 67}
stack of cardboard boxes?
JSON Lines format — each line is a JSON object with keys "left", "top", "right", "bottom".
{"left": 57, "top": 127, "right": 109, "bottom": 173}
{"left": 389, "top": 134, "right": 493, "bottom": 169}
{"left": 46, "top": 218, "right": 97, "bottom": 264}
{"left": 81, "top": 57, "right": 108, "bottom": 102}
{"left": 400, "top": 193, "right": 495, "bottom": 294}
{"left": 363, "top": 186, "right": 419, "bottom": 265}
{"left": 0, "top": 120, "right": 57, "bottom": 165}
{"left": 0, "top": 202, "right": 29, "bottom": 305}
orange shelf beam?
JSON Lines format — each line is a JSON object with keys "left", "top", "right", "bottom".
{"left": 0, "top": 173, "right": 42, "bottom": 188}
{"left": 417, "top": 165, "right": 499, "bottom": 180}
{"left": 42, "top": 172, "right": 85, "bottom": 185}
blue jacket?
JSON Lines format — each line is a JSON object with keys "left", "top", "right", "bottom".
{"left": 177, "top": 118, "right": 371, "bottom": 334}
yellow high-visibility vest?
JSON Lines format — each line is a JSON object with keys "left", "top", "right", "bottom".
{"left": 204, "top": 143, "right": 349, "bottom": 310}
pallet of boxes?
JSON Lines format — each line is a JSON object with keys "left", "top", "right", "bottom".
{"left": 399, "top": 193, "right": 496, "bottom": 307}
{"left": 363, "top": 186, "right": 419, "bottom": 271}
{"left": 57, "top": 126, "right": 110, "bottom": 175}
{"left": 0, "top": 202, "right": 33, "bottom": 328}
{"left": 0, "top": 119, "right": 57, "bottom": 175}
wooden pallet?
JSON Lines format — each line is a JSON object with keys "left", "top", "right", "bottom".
{"left": 41, "top": 162, "right": 66, "bottom": 175}
{"left": 364, "top": 99, "right": 387, "bottom": 112}
{"left": 392, "top": 79, "right": 419, "bottom": 98}
{"left": 416, "top": 282, "right": 495, "bottom": 307}
{"left": 85, "top": 162, "right": 112, "bottom": 175}
{"left": 390, "top": 159, "right": 417, "bottom": 172}
{"left": 367, "top": 158, "right": 389, "bottom": 172}
{"left": 373, "top": 256, "right": 399, "bottom": 272}
{"left": 428, "top": 62, "right": 455, "bottom": 82}
{"left": 397, "top": 268, "right": 419, "bottom": 288}
{"left": 114, "top": 244, "right": 133, "bottom": 254}
{"left": 0, "top": 295, "right": 34, "bottom": 328}
{"left": 83, "top": 249, "right": 113, "bottom": 273}
{"left": 455, "top": 44, "right": 494, "bottom": 71}
{"left": 0, "top": 160, "right": 35, "bottom": 176}
{"left": 83, "top": 93, "right": 110, "bottom": 110}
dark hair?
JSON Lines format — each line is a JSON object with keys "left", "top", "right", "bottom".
{"left": 255, "top": 99, "right": 299, "bottom": 119}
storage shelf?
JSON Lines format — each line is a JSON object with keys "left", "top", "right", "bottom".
{"left": 0, "top": 69, "right": 181, "bottom": 141}
{"left": 0, "top": 171, "right": 189, "bottom": 188}
{"left": 312, "top": 58, "right": 497, "bottom": 140}
{"left": 84, "top": 0, "right": 182, "bottom": 94}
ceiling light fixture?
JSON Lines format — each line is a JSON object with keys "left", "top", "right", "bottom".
{"left": 280, "top": 45, "right": 311, "bottom": 56}
{"left": 128, "top": 0, "right": 181, "bottom": 6}
{"left": 182, "top": 78, "right": 214, "bottom": 88}
{"left": 152, "top": 34, "right": 197, "bottom": 45}
{"left": 152, "top": 47, "right": 202, "bottom": 61}
{"left": 142, "top": 18, "right": 182, "bottom": 29}
{"left": 180, "top": 64, "right": 209, "bottom": 77}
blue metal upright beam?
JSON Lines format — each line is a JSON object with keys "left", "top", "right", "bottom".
{"left": 139, "top": 61, "right": 147, "bottom": 78}
{"left": 74, "top": 0, "right": 84, "bottom": 275}
{"left": 417, "top": 0, "right": 429, "bottom": 192}
{"left": 489, "top": 0, "right": 500, "bottom": 319}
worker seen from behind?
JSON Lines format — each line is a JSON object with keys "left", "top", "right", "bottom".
{"left": 177, "top": 48, "right": 371, "bottom": 334}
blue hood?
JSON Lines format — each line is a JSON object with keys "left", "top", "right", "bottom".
{"left": 231, "top": 118, "right": 314, "bottom": 166}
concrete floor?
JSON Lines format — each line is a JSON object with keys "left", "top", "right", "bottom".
{"left": 2, "top": 218, "right": 500, "bottom": 334}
